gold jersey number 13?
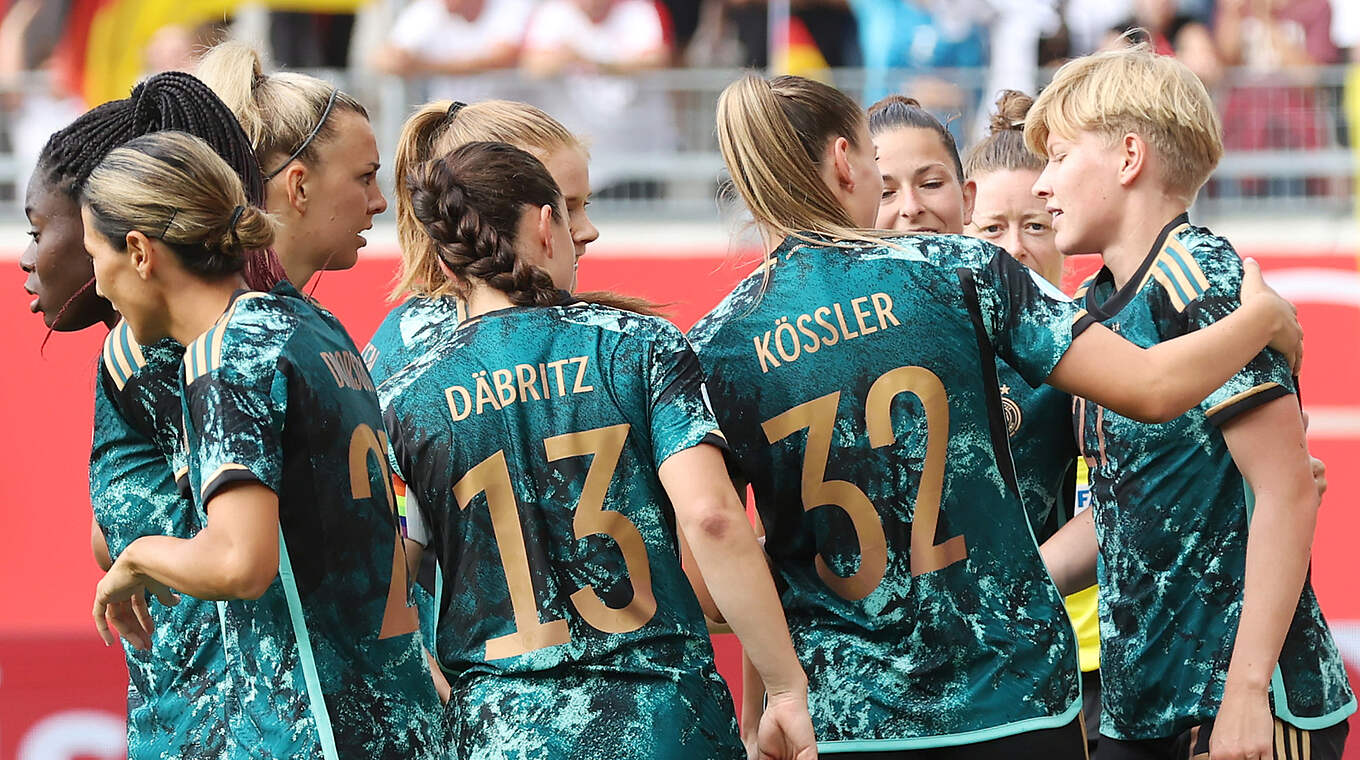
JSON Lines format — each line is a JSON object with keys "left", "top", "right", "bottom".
{"left": 762, "top": 365, "right": 967, "bottom": 601}
{"left": 453, "top": 423, "right": 657, "bottom": 660}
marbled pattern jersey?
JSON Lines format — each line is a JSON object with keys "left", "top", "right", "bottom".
{"left": 688, "top": 234, "right": 1089, "bottom": 752}
{"left": 180, "top": 283, "right": 442, "bottom": 759}
{"left": 92, "top": 320, "right": 225, "bottom": 759}
{"left": 363, "top": 294, "right": 464, "bottom": 656}
{"left": 1074, "top": 214, "right": 1355, "bottom": 739}
{"left": 381, "top": 299, "right": 743, "bottom": 760}
{"left": 997, "top": 357, "right": 1078, "bottom": 540}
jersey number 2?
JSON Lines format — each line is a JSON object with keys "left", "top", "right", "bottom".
{"left": 348, "top": 424, "right": 420, "bottom": 640}
{"left": 453, "top": 423, "right": 656, "bottom": 660}
{"left": 762, "top": 366, "right": 967, "bottom": 601}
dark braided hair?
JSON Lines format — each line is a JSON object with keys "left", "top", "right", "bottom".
{"left": 35, "top": 71, "right": 284, "bottom": 291}
{"left": 867, "top": 95, "right": 964, "bottom": 181}
{"left": 408, "top": 141, "right": 565, "bottom": 307}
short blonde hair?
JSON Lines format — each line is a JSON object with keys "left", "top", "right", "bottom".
{"left": 1025, "top": 44, "right": 1223, "bottom": 198}
{"left": 391, "top": 100, "right": 582, "bottom": 300}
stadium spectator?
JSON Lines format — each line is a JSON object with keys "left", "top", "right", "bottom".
{"left": 1216, "top": 0, "right": 1339, "bottom": 196}
{"left": 1106, "top": 0, "right": 1223, "bottom": 86}
{"left": 521, "top": 0, "right": 677, "bottom": 189}
{"left": 724, "top": 0, "right": 860, "bottom": 69}
{"left": 370, "top": 0, "right": 533, "bottom": 103}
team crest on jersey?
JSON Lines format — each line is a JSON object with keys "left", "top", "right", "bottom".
{"left": 1001, "top": 394, "right": 1022, "bottom": 436}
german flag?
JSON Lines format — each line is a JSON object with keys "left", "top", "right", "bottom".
{"left": 63, "top": 0, "right": 367, "bottom": 107}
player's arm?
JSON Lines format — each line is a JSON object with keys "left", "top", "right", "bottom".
{"left": 1046, "top": 260, "right": 1301, "bottom": 423}
{"left": 658, "top": 444, "right": 816, "bottom": 760}
{"left": 91, "top": 518, "right": 112, "bottom": 572}
{"left": 1210, "top": 395, "right": 1319, "bottom": 760}
{"left": 741, "top": 652, "right": 766, "bottom": 756}
{"left": 1039, "top": 507, "right": 1096, "bottom": 596}
{"left": 93, "top": 482, "right": 280, "bottom": 648}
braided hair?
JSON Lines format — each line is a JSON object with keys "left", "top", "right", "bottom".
{"left": 35, "top": 71, "right": 283, "bottom": 290}
{"left": 408, "top": 142, "right": 564, "bottom": 307}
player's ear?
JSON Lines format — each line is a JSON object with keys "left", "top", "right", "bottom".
{"left": 280, "top": 163, "right": 309, "bottom": 214}
{"left": 830, "top": 135, "right": 855, "bottom": 192}
{"left": 1117, "top": 132, "right": 1148, "bottom": 187}
{"left": 537, "top": 203, "right": 556, "bottom": 262}
{"left": 962, "top": 179, "right": 977, "bottom": 227}
{"left": 125, "top": 230, "right": 156, "bottom": 281}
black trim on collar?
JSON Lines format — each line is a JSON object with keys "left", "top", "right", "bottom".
{"left": 1083, "top": 212, "right": 1191, "bottom": 320}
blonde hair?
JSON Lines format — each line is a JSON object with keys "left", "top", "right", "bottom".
{"left": 964, "top": 90, "right": 1043, "bottom": 179}
{"left": 195, "top": 41, "right": 368, "bottom": 177}
{"left": 1024, "top": 44, "right": 1223, "bottom": 198}
{"left": 718, "top": 74, "right": 889, "bottom": 250}
{"left": 83, "top": 131, "right": 276, "bottom": 278}
{"left": 391, "top": 100, "right": 582, "bottom": 300}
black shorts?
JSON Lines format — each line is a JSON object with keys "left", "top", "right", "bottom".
{"left": 1083, "top": 669, "right": 1102, "bottom": 755}
{"left": 1095, "top": 716, "right": 1349, "bottom": 760}
{"left": 818, "top": 714, "right": 1088, "bottom": 760}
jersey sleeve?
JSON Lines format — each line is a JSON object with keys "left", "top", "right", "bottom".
{"left": 1180, "top": 249, "right": 1295, "bottom": 426}
{"left": 970, "top": 246, "right": 1097, "bottom": 388}
{"left": 182, "top": 338, "right": 286, "bottom": 505}
{"left": 646, "top": 323, "right": 727, "bottom": 467}
{"left": 90, "top": 369, "right": 175, "bottom": 558}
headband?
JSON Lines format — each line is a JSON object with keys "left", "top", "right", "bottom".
{"left": 263, "top": 87, "right": 340, "bottom": 182}
{"left": 160, "top": 208, "right": 178, "bottom": 239}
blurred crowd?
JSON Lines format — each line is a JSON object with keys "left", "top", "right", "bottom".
{"left": 0, "top": 0, "right": 1356, "bottom": 203}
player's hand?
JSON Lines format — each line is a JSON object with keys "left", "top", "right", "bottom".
{"left": 754, "top": 689, "right": 817, "bottom": 760}
{"left": 1240, "top": 258, "right": 1303, "bottom": 373}
{"left": 1209, "top": 683, "right": 1274, "bottom": 760}
{"left": 93, "top": 558, "right": 178, "bottom": 650}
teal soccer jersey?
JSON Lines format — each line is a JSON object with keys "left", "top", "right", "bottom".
{"left": 688, "top": 234, "right": 1090, "bottom": 751}
{"left": 1074, "top": 214, "right": 1356, "bottom": 739}
{"left": 180, "top": 283, "right": 442, "bottom": 759}
{"left": 91, "top": 321, "right": 225, "bottom": 759}
{"left": 381, "top": 299, "right": 743, "bottom": 760}
{"left": 363, "top": 295, "right": 463, "bottom": 656}
{"left": 997, "top": 362, "right": 1078, "bottom": 539}
{"left": 362, "top": 295, "right": 463, "bottom": 382}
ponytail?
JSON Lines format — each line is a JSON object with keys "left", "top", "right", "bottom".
{"left": 962, "top": 90, "right": 1043, "bottom": 179}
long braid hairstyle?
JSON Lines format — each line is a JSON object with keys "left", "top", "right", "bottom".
{"left": 36, "top": 71, "right": 285, "bottom": 295}
{"left": 408, "top": 142, "right": 565, "bottom": 308}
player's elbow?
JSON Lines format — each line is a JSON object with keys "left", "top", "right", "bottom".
{"left": 1117, "top": 391, "right": 1181, "bottom": 424}
{"left": 217, "top": 549, "right": 278, "bottom": 600}
{"left": 680, "top": 498, "right": 744, "bottom": 545}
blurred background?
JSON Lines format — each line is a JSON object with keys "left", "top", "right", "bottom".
{"left": 1, "top": 0, "right": 1359, "bottom": 757}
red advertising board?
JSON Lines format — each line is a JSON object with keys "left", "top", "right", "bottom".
{"left": 2, "top": 247, "right": 1357, "bottom": 758}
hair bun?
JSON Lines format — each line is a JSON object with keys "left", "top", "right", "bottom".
{"left": 989, "top": 90, "right": 1035, "bottom": 135}
{"left": 867, "top": 94, "right": 924, "bottom": 118}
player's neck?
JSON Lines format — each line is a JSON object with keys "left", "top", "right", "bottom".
{"left": 166, "top": 276, "right": 250, "bottom": 346}
{"left": 272, "top": 229, "right": 320, "bottom": 289}
{"left": 1101, "top": 193, "right": 1190, "bottom": 289}
{"left": 463, "top": 284, "right": 517, "bottom": 319}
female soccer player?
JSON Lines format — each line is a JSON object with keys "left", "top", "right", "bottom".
{"left": 196, "top": 41, "right": 387, "bottom": 288}
{"left": 22, "top": 72, "right": 283, "bottom": 759}
{"left": 690, "top": 73, "right": 1302, "bottom": 759}
{"left": 368, "top": 98, "right": 599, "bottom": 385}
{"left": 382, "top": 141, "right": 816, "bottom": 759}
{"left": 869, "top": 89, "right": 1101, "bottom": 750}
{"left": 84, "top": 131, "right": 442, "bottom": 759}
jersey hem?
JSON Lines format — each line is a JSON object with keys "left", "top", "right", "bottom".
{"left": 816, "top": 698, "right": 1083, "bottom": 752}
{"left": 1270, "top": 665, "right": 1358, "bottom": 730}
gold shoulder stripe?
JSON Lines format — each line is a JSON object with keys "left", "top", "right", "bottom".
{"left": 1166, "top": 237, "right": 1211, "bottom": 292}
{"left": 455, "top": 298, "right": 467, "bottom": 323}
{"left": 1158, "top": 253, "right": 1202, "bottom": 305}
{"left": 708, "top": 429, "right": 727, "bottom": 441}
{"left": 1071, "top": 308, "right": 1090, "bottom": 326}
{"left": 120, "top": 323, "right": 146, "bottom": 371}
{"left": 1149, "top": 266, "right": 1189, "bottom": 312}
{"left": 102, "top": 330, "right": 128, "bottom": 391}
{"left": 184, "top": 330, "right": 213, "bottom": 385}
{"left": 1205, "top": 382, "right": 1284, "bottom": 418}
{"left": 206, "top": 291, "right": 270, "bottom": 374}
{"left": 108, "top": 325, "right": 135, "bottom": 384}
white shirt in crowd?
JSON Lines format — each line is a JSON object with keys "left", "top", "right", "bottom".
{"left": 523, "top": 0, "right": 666, "bottom": 65}
{"left": 387, "top": 0, "right": 534, "bottom": 101}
